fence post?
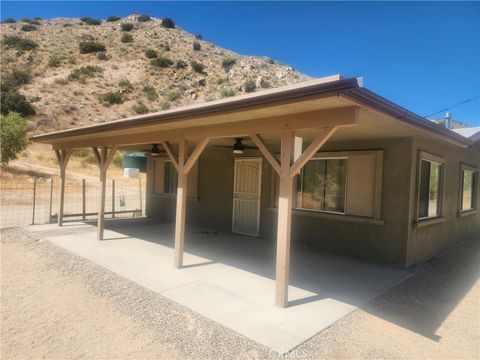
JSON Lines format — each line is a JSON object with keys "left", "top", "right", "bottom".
{"left": 49, "top": 178, "right": 53, "bottom": 223}
{"left": 112, "top": 179, "right": 115, "bottom": 219}
{"left": 82, "top": 179, "right": 86, "bottom": 220}
{"left": 138, "top": 177, "right": 143, "bottom": 215}
{"left": 32, "top": 178, "right": 37, "bottom": 225}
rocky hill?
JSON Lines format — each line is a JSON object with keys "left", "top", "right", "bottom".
{"left": 1, "top": 14, "right": 309, "bottom": 133}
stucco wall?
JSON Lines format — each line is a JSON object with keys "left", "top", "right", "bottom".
{"left": 405, "top": 138, "right": 480, "bottom": 266}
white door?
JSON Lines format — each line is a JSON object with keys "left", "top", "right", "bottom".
{"left": 232, "top": 158, "right": 262, "bottom": 236}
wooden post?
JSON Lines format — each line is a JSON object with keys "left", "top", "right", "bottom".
{"left": 31, "top": 178, "right": 37, "bottom": 225}
{"left": 275, "top": 132, "right": 294, "bottom": 308}
{"left": 55, "top": 149, "right": 71, "bottom": 226}
{"left": 174, "top": 140, "right": 188, "bottom": 268}
{"left": 112, "top": 179, "right": 115, "bottom": 219}
{"left": 82, "top": 179, "right": 86, "bottom": 220}
{"left": 92, "top": 146, "right": 117, "bottom": 240}
{"left": 49, "top": 178, "right": 53, "bottom": 223}
{"left": 138, "top": 177, "right": 142, "bottom": 215}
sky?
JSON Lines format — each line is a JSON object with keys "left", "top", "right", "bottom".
{"left": 2, "top": 1, "right": 479, "bottom": 127}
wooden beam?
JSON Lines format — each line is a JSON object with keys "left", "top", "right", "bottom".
{"left": 104, "top": 146, "right": 118, "bottom": 170}
{"left": 55, "top": 149, "right": 71, "bottom": 226}
{"left": 184, "top": 138, "right": 209, "bottom": 175}
{"left": 275, "top": 132, "right": 294, "bottom": 308}
{"left": 92, "top": 147, "right": 101, "bottom": 165}
{"left": 249, "top": 134, "right": 281, "bottom": 175}
{"left": 160, "top": 141, "right": 179, "bottom": 171}
{"left": 289, "top": 127, "right": 338, "bottom": 177}
{"left": 174, "top": 140, "right": 188, "bottom": 268}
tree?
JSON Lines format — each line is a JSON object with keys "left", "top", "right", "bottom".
{"left": 0, "top": 84, "right": 36, "bottom": 117}
{"left": 0, "top": 112, "right": 28, "bottom": 164}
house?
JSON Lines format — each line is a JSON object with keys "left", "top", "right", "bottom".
{"left": 32, "top": 75, "right": 479, "bottom": 307}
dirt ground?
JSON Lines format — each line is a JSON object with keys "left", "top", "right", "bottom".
{"left": 1, "top": 228, "right": 479, "bottom": 360}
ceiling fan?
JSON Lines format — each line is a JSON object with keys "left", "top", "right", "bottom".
{"left": 143, "top": 143, "right": 166, "bottom": 156}
{"left": 214, "top": 138, "right": 258, "bottom": 154}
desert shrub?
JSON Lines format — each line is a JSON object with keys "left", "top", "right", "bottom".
{"left": 161, "top": 43, "right": 170, "bottom": 51}
{"left": 67, "top": 65, "right": 103, "bottom": 81}
{"left": 168, "top": 91, "right": 181, "bottom": 101}
{"left": 222, "top": 58, "right": 236, "bottom": 72}
{"left": 80, "top": 17, "right": 102, "bottom": 25}
{"left": 5, "top": 68, "right": 32, "bottom": 86}
{"left": 3, "top": 18, "right": 16, "bottom": 24}
{"left": 161, "top": 18, "right": 175, "bottom": 28}
{"left": 150, "top": 56, "right": 173, "bottom": 68}
{"left": 143, "top": 85, "right": 158, "bottom": 101}
{"left": 30, "top": 20, "right": 41, "bottom": 25}
{"left": 21, "top": 17, "right": 31, "bottom": 23}
{"left": 195, "top": 34, "right": 202, "bottom": 40}
{"left": 54, "top": 77, "right": 68, "bottom": 85}
{"left": 137, "top": 14, "right": 151, "bottom": 22}
{"left": 101, "top": 91, "right": 124, "bottom": 104}
{"left": 175, "top": 60, "right": 187, "bottom": 69}
{"left": 118, "top": 78, "right": 133, "bottom": 92}
{"left": 112, "top": 152, "right": 123, "bottom": 168}
{"left": 244, "top": 80, "right": 256, "bottom": 93}
{"left": 34, "top": 17, "right": 43, "bottom": 20}
{"left": 106, "top": 16, "right": 121, "bottom": 22}
{"left": 48, "top": 56, "right": 62, "bottom": 67}
{"left": 221, "top": 89, "right": 235, "bottom": 98}
{"left": 67, "top": 56, "right": 76, "bottom": 64}
{"left": 121, "top": 33, "right": 133, "bottom": 43}
{"left": 0, "top": 85, "right": 35, "bottom": 117}
{"left": 161, "top": 102, "right": 171, "bottom": 110}
{"left": 260, "top": 78, "right": 270, "bottom": 88}
{"left": 193, "top": 41, "right": 201, "bottom": 51}
{"left": 21, "top": 24, "right": 37, "bottom": 32}
{"left": 79, "top": 40, "right": 106, "bottom": 53}
{"left": 3, "top": 36, "right": 38, "bottom": 50}
{"left": 63, "top": 23, "right": 72, "bottom": 27}
{"left": 190, "top": 60, "right": 205, "bottom": 74}
{"left": 120, "top": 22, "right": 134, "bottom": 31}
{"left": 144, "top": 49, "right": 158, "bottom": 58}
{"left": 132, "top": 101, "right": 149, "bottom": 114}
{"left": 0, "top": 112, "right": 28, "bottom": 164}
{"left": 97, "top": 52, "right": 109, "bottom": 61}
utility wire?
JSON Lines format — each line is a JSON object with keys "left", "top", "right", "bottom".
{"left": 424, "top": 96, "right": 479, "bottom": 118}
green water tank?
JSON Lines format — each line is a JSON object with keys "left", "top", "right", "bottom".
{"left": 122, "top": 152, "right": 147, "bottom": 173}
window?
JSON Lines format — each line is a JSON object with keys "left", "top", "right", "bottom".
{"left": 163, "top": 161, "right": 177, "bottom": 194}
{"left": 296, "top": 158, "right": 347, "bottom": 213}
{"left": 461, "top": 167, "right": 477, "bottom": 211}
{"left": 418, "top": 157, "right": 444, "bottom": 219}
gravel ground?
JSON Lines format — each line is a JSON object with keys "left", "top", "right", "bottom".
{"left": 1, "top": 227, "right": 479, "bottom": 360}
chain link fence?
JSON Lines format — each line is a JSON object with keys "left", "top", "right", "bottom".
{"left": 1, "top": 177, "right": 144, "bottom": 229}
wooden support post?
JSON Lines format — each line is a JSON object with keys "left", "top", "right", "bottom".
{"left": 82, "top": 179, "right": 86, "bottom": 220}
{"left": 55, "top": 149, "right": 71, "bottom": 226}
{"left": 32, "top": 178, "right": 37, "bottom": 225}
{"left": 275, "top": 132, "right": 295, "bottom": 308}
{"left": 112, "top": 179, "right": 116, "bottom": 218}
{"left": 174, "top": 140, "right": 188, "bottom": 268}
{"left": 92, "top": 146, "right": 117, "bottom": 240}
{"left": 49, "top": 178, "right": 53, "bottom": 223}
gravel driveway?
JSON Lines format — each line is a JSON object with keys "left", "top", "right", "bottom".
{"left": 1, "top": 227, "right": 479, "bottom": 359}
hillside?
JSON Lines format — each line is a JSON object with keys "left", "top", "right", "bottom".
{"left": 1, "top": 14, "right": 308, "bottom": 132}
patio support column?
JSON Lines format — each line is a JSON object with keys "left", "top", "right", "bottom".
{"left": 92, "top": 146, "right": 117, "bottom": 240}
{"left": 275, "top": 131, "right": 295, "bottom": 308}
{"left": 55, "top": 149, "right": 72, "bottom": 226}
{"left": 172, "top": 138, "right": 209, "bottom": 268}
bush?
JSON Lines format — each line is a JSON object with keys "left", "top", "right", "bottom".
{"left": 195, "top": 34, "right": 202, "bottom": 40}
{"left": 121, "top": 33, "right": 133, "bottom": 43}
{"left": 190, "top": 60, "right": 205, "bottom": 74}
{"left": 97, "top": 52, "right": 109, "bottom": 61}
{"left": 5, "top": 68, "right": 32, "bottom": 86}
{"left": 118, "top": 79, "right": 133, "bottom": 92}
{"left": 21, "top": 24, "right": 37, "bottom": 32}
{"left": 244, "top": 80, "right": 256, "bottom": 93}
{"left": 79, "top": 40, "right": 106, "bottom": 53}
{"left": 34, "top": 17, "right": 43, "bottom": 20}
{"left": 48, "top": 56, "right": 62, "bottom": 67}
{"left": 161, "top": 18, "right": 175, "bottom": 28}
{"left": 101, "top": 91, "right": 124, "bottom": 104}
{"left": 0, "top": 85, "right": 35, "bottom": 117}
{"left": 21, "top": 17, "right": 31, "bottom": 23}
{"left": 193, "top": 41, "right": 201, "bottom": 51}
{"left": 80, "top": 17, "right": 102, "bottom": 25}
{"left": 137, "top": 14, "right": 151, "bottom": 22}
{"left": 106, "top": 16, "right": 121, "bottom": 22}
{"left": 144, "top": 49, "right": 158, "bottom": 59}
{"left": 175, "top": 60, "right": 187, "bottom": 69}
{"left": 3, "top": 18, "right": 16, "bottom": 24}
{"left": 168, "top": 91, "right": 181, "bottom": 101}
{"left": 222, "top": 58, "right": 236, "bottom": 71}
{"left": 150, "top": 56, "right": 173, "bottom": 68}
{"left": 30, "top": 20, "right": 41, "bottom": 25}
{"left": 143, "top": 85, "right": 158, "bottom": 101}
{"left": 68, "top": 65, "right": 103, "bottom": 81}
{"left": 3, "top": 36, "right": 38, "bottom": 50}
{"left": 120, "top": 22, "right": 134, "bottom": 31}
{"left": 221, "top": 89, "right": 235, "bottom": 98}
{"left": 0, "top": 112, "right": 28, "bottom": 164}
{"left": 161, "top": 102, "right": 171, "bottom": 110}
{"left": 132, "top": 101, "right": 149, "bottom": 114}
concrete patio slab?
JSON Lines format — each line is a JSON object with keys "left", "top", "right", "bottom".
{"left": 25, "top": 220, "right": 414, "bottom": 353}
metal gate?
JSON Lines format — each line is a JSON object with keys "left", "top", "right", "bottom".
{"left": 232, "top": 158, "right": 262, "bottom": 236}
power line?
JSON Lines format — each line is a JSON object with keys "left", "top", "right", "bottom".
{"left": 424, "top": 96, "right": 479, "bottom": 118}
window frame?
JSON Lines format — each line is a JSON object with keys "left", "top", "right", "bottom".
{"left": 459, "top": 163, "right": 478, "bottom": 215}
{"left": 415, "top": 151, "right": 446, "bottom": 223}
{"left": 163, "top": 159, "right": 178, "bottom": 195}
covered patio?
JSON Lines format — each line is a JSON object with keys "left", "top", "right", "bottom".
{"left": 26, "top": 219, "right": 413, "bottom": 352}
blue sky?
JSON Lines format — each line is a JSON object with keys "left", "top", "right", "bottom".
{"left": 2, "top": 1, "right": 479, "bottom": 126}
